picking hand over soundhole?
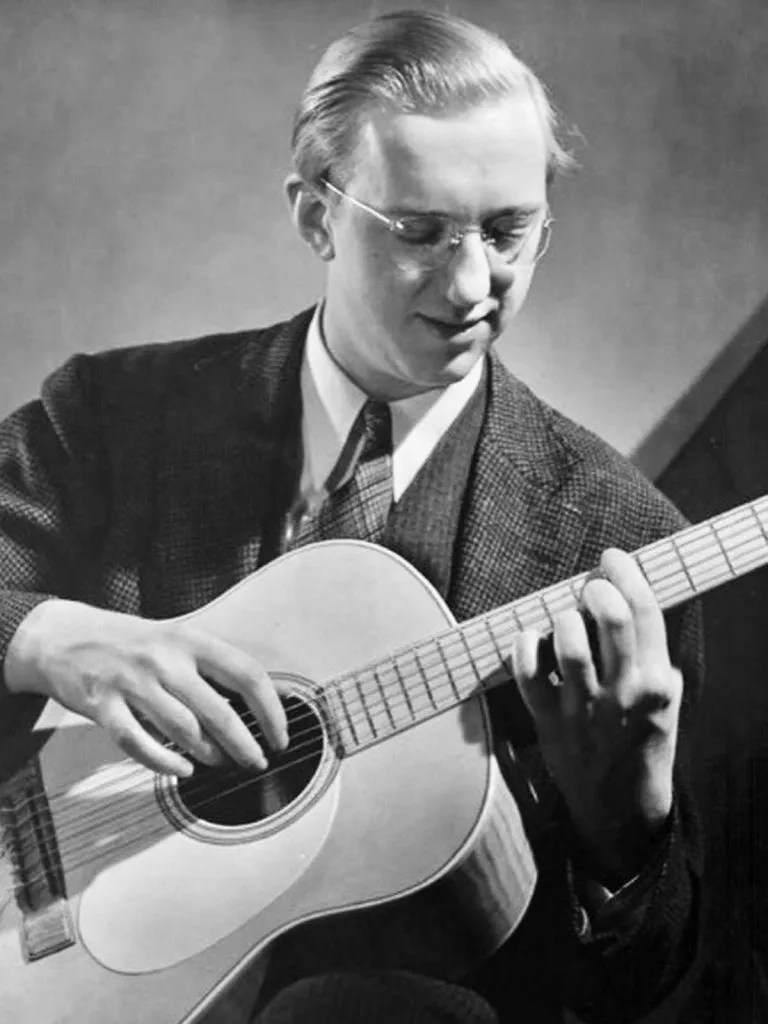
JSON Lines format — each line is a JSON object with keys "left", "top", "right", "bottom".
{"left": 157, "top": 682, "right": 337, "bottom": 843}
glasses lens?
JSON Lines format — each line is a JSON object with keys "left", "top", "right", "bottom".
{"left": 391, "top": 214, "right": 552, "bottom": 271}
{"left": 496, "top": 217, "right": 552, "bottom": 267}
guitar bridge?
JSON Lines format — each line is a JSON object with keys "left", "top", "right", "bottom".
{"left": 1, "top": 759, "right": 76, "bottom": 960}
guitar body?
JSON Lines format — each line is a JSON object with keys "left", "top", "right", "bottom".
{"left": 0, "top": 541, "right": 537, "bottom": 1024}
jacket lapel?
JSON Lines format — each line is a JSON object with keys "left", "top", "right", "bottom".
{"left": 450, "top": 353, "right": 589, "bottom": 623}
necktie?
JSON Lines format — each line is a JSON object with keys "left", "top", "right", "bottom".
{"left": 285, "top": 399, "right": 393, "bottom": 549}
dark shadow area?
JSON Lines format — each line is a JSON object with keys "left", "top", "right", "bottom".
{"left": 658, "top": 323, "right": 768, "bottom": 1022}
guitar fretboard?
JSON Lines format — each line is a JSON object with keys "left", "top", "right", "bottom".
{"left": 326, "top": 495, "right": 768, "bottom": 755}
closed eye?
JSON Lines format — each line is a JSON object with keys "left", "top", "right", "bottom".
{"left": 392, "top": 215, "right": 450, "bottom": 246}
{"left": 485, "top": 214, "right": 533, "bottom": 242}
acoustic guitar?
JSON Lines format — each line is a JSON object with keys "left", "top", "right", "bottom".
{"left": 2, "top": 495, "right": 767, "bottom": 1023}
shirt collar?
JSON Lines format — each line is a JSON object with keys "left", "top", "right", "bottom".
{"left": 300, "top": 303, "right": 483, "bottom": 501}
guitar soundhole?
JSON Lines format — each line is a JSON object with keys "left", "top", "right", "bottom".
{"left": 175, "top": 693, "right": 325, "bottom": 827}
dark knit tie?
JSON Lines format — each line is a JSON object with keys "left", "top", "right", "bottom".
{"left": 286, "top": 399, "right": 393, "bottom": 548}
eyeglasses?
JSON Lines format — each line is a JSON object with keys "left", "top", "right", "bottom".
{"left": 321, "top": 178, "right": 553, "bottom": 271}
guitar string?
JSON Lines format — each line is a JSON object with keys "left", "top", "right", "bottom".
{"left": 29, "top": 514, "right": 764, "bottom": 845}
{"left": 11, "top": 531, "right": 768, "bottom": 888}
{"left": 8, "top": 515, "right": 768, "bottom": 886}
{"left": 10, "top": 513, "right": 767, "bottom": 858}
{"left": 12, "top": 511, "right": 768, "bottom": 875}
{"left": 14, "top": 540, "right": 768, "bottom": 888}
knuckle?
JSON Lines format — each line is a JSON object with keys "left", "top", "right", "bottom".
{"left": 198, "top": 691, "right": 237, "bottom": 733}
{"left": 135, "top": 640, "right": 181, "bottom": 677}
{"left": 166, "top": 716, "right": 203, "bottom": 750}
{"left": 108, "top": 720, "right": 139, "bottom": 754}
{"left": 602, "top": 603, "right": 631, "bottom": 632}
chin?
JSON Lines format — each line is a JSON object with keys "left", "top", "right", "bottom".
{"left": 417, "top": 348, "right": 484, "bottom": 390}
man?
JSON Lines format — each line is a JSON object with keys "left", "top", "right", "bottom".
{"left": 0, "top": 10, "right": 702, "bottom": 1024}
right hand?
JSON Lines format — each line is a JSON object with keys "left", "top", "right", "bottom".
{"left": 4, "top": 599, "right": 288, "bottom": 777}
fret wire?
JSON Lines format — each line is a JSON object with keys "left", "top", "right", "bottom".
{"left": 707, "top": 519, "right": 736, "bottom": 577}
{"left": 674, "top": 527, "right": 722, "bottom": 556}
{"left": 674, "top": 530, "right": 731, "bottom": 587}
{"left": 568, "top": 575, "right": 584, "bottom": 605}
{"left": 413, "top": 647, "right": 438, "bottom": 710}
{"left": 639, "top": 503, "right": 757, "bottom": 574}
{"left": 395, "top": 652, "right": 433, "bottom": 718}
{"left": 390, "top": 657, "right": 416, "bottom": 721}
{"left": 634, "top": 548, "right": 655, "bottom": 587}
{"left": 668, "top": 536, "right": 696, "bottom": 593}
{"left": 371, "top": 666, "right": 396, "bottom": 730}
{"left": 510, "top": 600, "right": 548, "bottom": 633}
{"left": 704, "top": 527, "right": 759, "bottom": 556}
{"left": 750, "top": 502, "right": 768, "bottom": 546}
{"left": 462, "top": 619, "right": 508, "bottom": 680}
{"left": 538, "top": 593, "right": 555, "bottom": 630}
{"left": 336, "top": 686, "right": 359, "bottom": 748}
{"left": 649, "top": 539, "right": 721, "bottom": 580}
{"left": 435, "top": 636, "right": 462, "bottom": 701}
{"left": 484, "top": 615, "right": 507, "bottom": 668}
{"left": 453, "top": 630, "right": 479, "bottom": 694}
{"left": 755, "top": 499, "right": 768, "bottom": 525}
{"left": 392, "top": 654, "right": 425, "bottom": 720}
{"left": 713, "top": 514, "right": 761, "bottom": 543}
{"left": 643, "top": 548, "right": 691, "bottom": 578}
{"left": 727, "top": 536, "right": 768, "bottom": 570}
{"left": 542, "top": 586, "right": 575, "bottom": 617}
{"left": 508, "top": 604, "right": 527, "bottom": 634}
{"left": 354, "top": 675, "right": 378, "bottom": 740}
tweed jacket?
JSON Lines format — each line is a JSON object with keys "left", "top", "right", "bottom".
{"left": 0, "top": 307, "right": 703, "bottom": 1022}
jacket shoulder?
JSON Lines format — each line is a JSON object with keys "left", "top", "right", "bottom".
{"left": 488, "top": 355, "right": 688, "bottom": 552}
{"left": 36, "top": 309, "right": 313, "bottom": 443}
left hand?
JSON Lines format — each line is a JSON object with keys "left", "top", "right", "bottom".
{"left": 509, "top": 548, "right": 682, "bottom": 885}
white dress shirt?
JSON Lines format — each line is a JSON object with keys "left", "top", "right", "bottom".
{"left": 299, "top": 305, "right": 483, "bottom": 503}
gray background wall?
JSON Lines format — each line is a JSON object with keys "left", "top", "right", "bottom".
{"left": 1, "top": 0, "right": 767, "bottom": 464}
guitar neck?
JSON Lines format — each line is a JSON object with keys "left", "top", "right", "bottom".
{"left": 328, "top": 495, "right": 768, "bottom": 755}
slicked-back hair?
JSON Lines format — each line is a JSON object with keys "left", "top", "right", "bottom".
{"left": 291, "top": 9, "right": 573, "bottom": 189}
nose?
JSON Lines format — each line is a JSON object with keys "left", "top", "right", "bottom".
{"left": 443, "top": 232, "right": 514, "bottom": 308}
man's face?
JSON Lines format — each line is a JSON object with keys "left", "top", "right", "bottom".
{"left": 321, "top": 94, "right": 550, "bottom": 400}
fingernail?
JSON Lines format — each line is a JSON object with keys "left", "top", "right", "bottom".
{"left": 198, "top": 743, "right": 225, "bottom": 766}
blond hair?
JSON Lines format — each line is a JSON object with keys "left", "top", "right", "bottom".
{"left": 291, "top": 9, "right": 573, "bottom": 187}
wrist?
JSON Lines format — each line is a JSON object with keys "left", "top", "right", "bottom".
{"left": 4, "top": 598, "right": 72, "bottom": 695}
{"left": 567, "top": 808, "right": 672, "bottom": 890}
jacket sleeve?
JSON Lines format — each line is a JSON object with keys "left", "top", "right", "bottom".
{"left": 0, "top": 355, "right": 107, "bottom": 738}
{"left": 560, "top": 473, "right": 706, "bottom": 1023}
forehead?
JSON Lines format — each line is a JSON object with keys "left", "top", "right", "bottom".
{"left": 349, "top": 96, "right": 548, "bottom": 214}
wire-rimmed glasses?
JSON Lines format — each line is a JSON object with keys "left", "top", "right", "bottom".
{"left": 321, "top": 178, "right": 553, "bottom": 272}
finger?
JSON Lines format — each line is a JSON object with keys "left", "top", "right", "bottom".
{"left": 162, "top": 670, "right": 270, "bottom": 770}
{"left": 509, "top": 629, "right": 560, "bottom": 723}
{"left": 599, "top": 548, "right": 669, "bottom": 666}
{"left": 97, "top": 699, "right": 194, "bottom": 777}
{"left": 552, "top": 610, "right": 600, "bottom": 717}
{"left": 193, "top": 633, "right": 289, "bottom": 751}
{"left": 130, "top": 680, "right": 225, "bottom": 766}
{"left": 581, "top": 576, "right": 636, "bottom": 695}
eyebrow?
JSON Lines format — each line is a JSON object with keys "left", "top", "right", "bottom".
{"left": 387, "top": 202, "right": 545, "bottom": 220}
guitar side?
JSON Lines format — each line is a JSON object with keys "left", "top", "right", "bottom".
{"left": 0, "top": 541, "right": 537, "bottom": 1024}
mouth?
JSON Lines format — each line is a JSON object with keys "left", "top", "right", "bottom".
{"left": 419, "top": 312, "right": 497, "bottom": 344}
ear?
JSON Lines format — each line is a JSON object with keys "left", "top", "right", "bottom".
{"left": 284, "top": 174, "right": 335, "bottom": 261}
